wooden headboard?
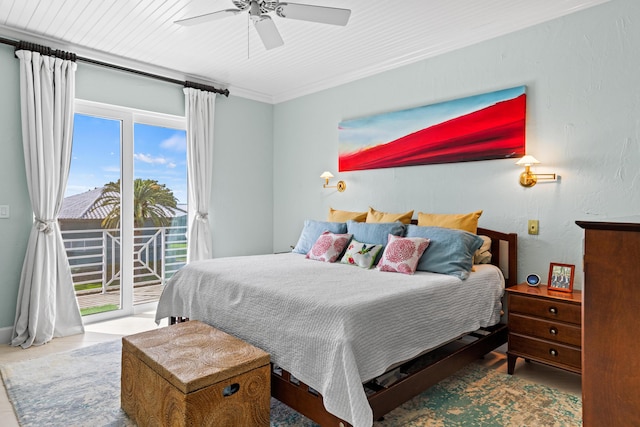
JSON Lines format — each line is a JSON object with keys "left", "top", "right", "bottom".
{"left": 407, "top": 220, "right": 518, "bottom": 287}
{"left": 477, "top": 227, "right": 518, "bottom": 287}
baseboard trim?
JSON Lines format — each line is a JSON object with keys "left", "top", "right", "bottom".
{"left": 0, "top": 326, "right": 12, "bottom": 345}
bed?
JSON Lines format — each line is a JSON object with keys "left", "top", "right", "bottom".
{"left": 155, "top": 226, "right": 517, "bottom": 427}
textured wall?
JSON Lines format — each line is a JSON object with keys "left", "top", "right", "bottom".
{"left": 273, "top": 0, "right": 640, "bottom": 288}
{"left": 0, "top": 44, "right": 31, "bottom": 331}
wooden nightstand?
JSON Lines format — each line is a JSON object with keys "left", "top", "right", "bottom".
{"left": 506, "top": 283, "right": 582, "bottom": 375}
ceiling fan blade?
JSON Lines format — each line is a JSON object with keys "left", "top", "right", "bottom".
{"left": 175, "top": 9, "right": 241, "bottom": 26}
{"left": 253, "top": 16, "right": 284, "bottom": 50}
{"left": 276, "top": 3, "right": 351, "bottom": 26}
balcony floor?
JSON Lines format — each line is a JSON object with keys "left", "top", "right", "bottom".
{"left": 76, "top": 284, "right": 164, "bottom": 310}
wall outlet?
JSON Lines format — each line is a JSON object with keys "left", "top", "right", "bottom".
{"left": 528, "top": 219, "right": 539, "bottom": 235}
{"left": 0, "top": 205, "right": 9, "bottom": 219}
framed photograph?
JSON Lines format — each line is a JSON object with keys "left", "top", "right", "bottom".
{"left": 547, "top": 263, "right": 575, "bottom": 293}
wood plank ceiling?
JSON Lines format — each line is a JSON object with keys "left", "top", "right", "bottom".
{"left": 0, "top": 0, "right": 611, "bottom": 103}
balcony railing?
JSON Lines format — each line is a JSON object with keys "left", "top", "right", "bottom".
{"left": 61, "top": 226, "right": 187, "bottom": 298}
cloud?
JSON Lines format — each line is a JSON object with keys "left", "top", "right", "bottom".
{"left": 134, "top": 153, "right": 177, "bottom": 169}
{"left": 160, "top": 133, "right": 186, "bottom": 151}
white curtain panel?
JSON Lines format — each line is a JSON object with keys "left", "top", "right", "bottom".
{"left": 11, "top": 50, "right": 84, "bottom": 348}
{"left": 184, "top": 87, "right": 216, "bottom": 261}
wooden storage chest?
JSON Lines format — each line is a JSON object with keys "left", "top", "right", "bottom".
{"left": 121, "top": 320, "right": 270, "bottom": 427}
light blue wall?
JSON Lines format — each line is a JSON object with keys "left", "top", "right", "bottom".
{"left": 274, "top": 0, "right": 640, "bottom": 288}
{"left": 76, "top": 63, "right": 185, "bottom": 116}
{"left": 0, "top": 52, "right": 273, "bottom": 330}
{"left": 211, "top": 95, "right": 274, "bottom": 257}
{"left": 0, "top": 44, "right": 31, "bottom": 331}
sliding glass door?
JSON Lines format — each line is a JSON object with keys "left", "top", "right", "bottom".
{"left": 132, "top": 122, "right": 188, "bottom": 306}
{"left": 61, "top": 100, "right": 186, "bottom": 322}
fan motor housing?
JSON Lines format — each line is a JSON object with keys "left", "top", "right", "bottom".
{"left": 233, "top": 0, "right": 279, "bottom": 13}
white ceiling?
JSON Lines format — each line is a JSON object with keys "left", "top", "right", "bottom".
{"left": 0, "top": 0, "right": 610, "bottom": 104}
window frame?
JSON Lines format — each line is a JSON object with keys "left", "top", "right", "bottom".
{"left": 74, "top": 99, "right": 186, "bottom": 324}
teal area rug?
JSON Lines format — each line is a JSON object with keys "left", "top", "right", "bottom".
{"left": 0, "top": 340, "right": 581, "bottom": 426}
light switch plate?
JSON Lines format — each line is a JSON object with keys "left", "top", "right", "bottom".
{"left": 0, "top": 205, "right": 9, "bottom": 219}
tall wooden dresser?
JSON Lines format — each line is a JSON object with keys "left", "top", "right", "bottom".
{"left": 576, "top": 218, "right": 640, "bottom": 427}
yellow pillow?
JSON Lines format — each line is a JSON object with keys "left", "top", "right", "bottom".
{"left": 366, "top": 207, "right": 414, "bottom": 224}
{"left": 328, "top": 208, "right": 367, "bottom": 223}
{"left": 417, "top": 210, "right": 483, "bottom": 234}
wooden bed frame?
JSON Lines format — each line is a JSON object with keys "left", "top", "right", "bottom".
{"left": 172, "top": 227, "right": 517, "bottom": 427}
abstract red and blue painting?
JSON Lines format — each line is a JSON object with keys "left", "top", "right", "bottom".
{"left": 338, "top": 86, "right": 526, "bottom": 172}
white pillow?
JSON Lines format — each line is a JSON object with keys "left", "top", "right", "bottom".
{"left": 306, "top": 231, "right": 352, "bottom": 263}
{"left": 377, "top": 234, "right": 430, "bottom": 275}
{"left": 340, "top": 239, "right": 383, "bottom": 269}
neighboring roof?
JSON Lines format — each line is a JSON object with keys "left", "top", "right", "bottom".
{"left": 59, "top": 188, "right": 187, "bottom": 220}
{"left": 59, "top": 188, "right": 105, "bottom": 220}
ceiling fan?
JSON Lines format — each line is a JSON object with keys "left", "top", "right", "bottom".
{"left": 175, "top": 0, "right": 351, "bottom": 50}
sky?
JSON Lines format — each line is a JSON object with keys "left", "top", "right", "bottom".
{"left": 338, "top": 86, "right": 526, "bottom": 154}
{"left": 67, "top": 114, "right": 188, "bottom": 204}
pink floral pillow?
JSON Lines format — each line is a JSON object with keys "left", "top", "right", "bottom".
{"left": 377, "top": 234, "right": 430, "bottom": 274}
{"left": 306, "top": 231, "right": 353, "bottom": 263}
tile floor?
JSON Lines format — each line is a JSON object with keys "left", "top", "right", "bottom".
{"left": 0, "top": 314, "right": 581, "bottom": 426}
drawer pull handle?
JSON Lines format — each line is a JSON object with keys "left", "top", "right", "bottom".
{"left": 549, "top": 327, "right": 558, "bottom": 335}
{"left": 549, "top": 307, "right": 558, "bottom": 315}
{"left": 549, "top": 349, "right": 558, "bottom": 357}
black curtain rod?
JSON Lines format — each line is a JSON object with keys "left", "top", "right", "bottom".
{"left": 0, "top": 36, "right": 229, "bottom": 97}
{"left": 14, "top": 40, "right": 76, "bottom": 61}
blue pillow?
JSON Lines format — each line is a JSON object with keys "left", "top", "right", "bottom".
{"left": 292, "top": 220, "right": 348, "bottom": 254}
{"left": 346, "top": 220, "right": 406, "bottom": 246}
{"left": 346, "top": 220, "right": 406, "bottom": 263}
{"left": 405, "top": 225, "right": 484, "bottom": 280}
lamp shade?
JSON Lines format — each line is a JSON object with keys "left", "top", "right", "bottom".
{"left": 320, "top": 171, "right": 334, "bottom": 179}
{"left": 515, "top": 155, "right": 540, "bottom": 166}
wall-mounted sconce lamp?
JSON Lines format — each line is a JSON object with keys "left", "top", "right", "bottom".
{"left": 516, "top": 155, "right": 557, "bottom": 187}
{"left": 320, "top": 171, "right": 346, "bottom": 192}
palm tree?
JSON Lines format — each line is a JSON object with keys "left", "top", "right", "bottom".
{"left": 90, "top": 179, "right": 178, "bottom": 229}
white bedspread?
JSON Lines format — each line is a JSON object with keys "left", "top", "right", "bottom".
{"left": 155, "top": 253, "right": 504, "bottom": 427}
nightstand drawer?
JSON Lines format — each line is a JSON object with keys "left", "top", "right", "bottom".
{"left": 509, "top": 314, "right": 581, "bottom": 347}
{"left": 509, "top": 333, "right": 581, "bottom": 371}
{"left": 509, "top": 294, "right": 581, "bottom": 325}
